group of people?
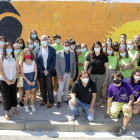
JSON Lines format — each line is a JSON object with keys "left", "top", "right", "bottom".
{"left": 0, "top": 30, "right": 140, "bottom": 136}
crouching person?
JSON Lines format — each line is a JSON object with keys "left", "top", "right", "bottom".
{"left": 105, "top": 71, "right": 134, "bottom": 136}
{"left": 69, "top": 70, "right": 97, "bottom": 121}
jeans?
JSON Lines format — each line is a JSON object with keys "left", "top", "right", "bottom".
{"left": 69, "top": 98, "right": 94, "bottom": 121}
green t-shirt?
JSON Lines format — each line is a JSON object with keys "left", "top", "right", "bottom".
{"left": 119, "top": 57, "right": 132, "bottom": 78}
{"left": 108, "top": 55, "right": 118, "bottom": 69}
{"left": 78, "top": 50, "right": 90, "bottom": 73}
{"left": 52, "top": 43, "right": 63, "bottom": 52}
{"left": 128, "top": 50, "right": 139, "bottom": 69}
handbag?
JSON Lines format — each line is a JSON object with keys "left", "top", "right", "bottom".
{"left": 17, "top": 75, "right": 23, "bottom": 87}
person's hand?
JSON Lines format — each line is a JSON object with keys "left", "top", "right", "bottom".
{"left": 125, "top": 105, "right": 132, "bottom": 114}
{"left": 59, "top": 76, "right": 63, "bottom": 82}
{"left": 5, "top": 79, "right": 12, "bottom": 85}
{"left": 104, "top": 77, "right": 108, "bottom": 82}
{"left": 70, "top": 98, "right": 77, "bottom": 106}
{"left": 104, "top": 111, "right": 110, "bottom": 118}
{"left": 78, "top": 63, "right": 83, "bottom": 67}
{"left": 121, "top": 66, "right": 128, "bottom": 71}
{"left": 87, "top": 107, "right": 94, "bottom": 115}
{"left": 31, "top": 81, "right": 35, "bottom": 86}
{"left": 27, "top": 80, "right": 32, "bottom": 86}
{"left": 11, "top": 79, "right": 16, "bottom": 84}
{"left": 72, "top": 76, "right": 75, "bottom": 79}
{"left": 44, "top": 70, "right": 49, "bottom": 74}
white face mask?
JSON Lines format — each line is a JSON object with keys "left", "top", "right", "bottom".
{"left": 82, "top": 78, "right": 89, "bottom": 84}
{"left": 134, "top": 76, "right": 140, "bottom": 81}
{"left": 94, "top": 48, "right": 100, "bottom": 53}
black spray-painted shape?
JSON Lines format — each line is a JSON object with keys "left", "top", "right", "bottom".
{"left": 0, "top": 1, "right": 22, "bottom": 44}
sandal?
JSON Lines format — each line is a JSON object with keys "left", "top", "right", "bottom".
{"left": 102, "top": 98, "right": 107, "bottom": 104}
{"left": 13, "top": 111, "right": 17, "bottom": 116}
{"left": 96, "top": 103, "right": 101, "bottom": 110}
{"left": 5, "top": 114, "right": 10, "bottom": 120}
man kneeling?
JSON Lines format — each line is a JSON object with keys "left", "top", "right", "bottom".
{"left": 105, "top": 71, "right": 134, "bottom": 136}
{"left": 69, "top": 70, "right": 97, "bottom": 121}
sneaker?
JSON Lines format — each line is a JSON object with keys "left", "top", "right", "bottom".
{"left": 71, "top": 115, "right": 79, "bottom": 121}
{"left": 19, "top": 101, "right": 24, "bottom": 107}
{"left": 114, "top": 127, "right": 126, "bottom": 136}
{"left": 31, "top": 104, "right": 36, "bottom": 112}
{"left": 64, "top": 100, "right": 68, "bottom": 104}
{"left": 24, "top": 105, "right": 29, "bottom": 112}
{"left": 56, "top": 102, "right": 61, "bottom": 108}
{"left": 53, "top": 92, "right": 57, "bottom": 97}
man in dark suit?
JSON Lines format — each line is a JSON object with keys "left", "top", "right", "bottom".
{"left": 34, "top": 35, "right": 56, "bottom": 109}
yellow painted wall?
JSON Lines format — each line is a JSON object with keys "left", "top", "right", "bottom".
{"left": 1, "top": 1, "right": 140, "bottom": 48}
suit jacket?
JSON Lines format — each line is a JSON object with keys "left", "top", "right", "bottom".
{"left": 55, "top": 50, "right": 76, "bottom": 78}
{"left": 34, "top": 45, "right": 56, "bottom": 77}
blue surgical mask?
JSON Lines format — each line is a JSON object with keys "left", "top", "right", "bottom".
{"left": 55, "top": 39, "right": 60, "bottom": 44}
{"left": 41, "top": 41, "right": 48, "bottom": 46}
{"left": 71, "top": 45, "right": 76, "bottom": 50}
{"left": 128, "top": 45, "right": 133, "bottom": 50}
{"left": 20, "top": 44, "right": 23, "bottom": 48}
{"left": 14, "top": 49, "right": 20, "bottom": 54}
{"left": 31, "top": 34, "right": 37, "bottom": 39}
{"left": 106, "top": 42, "right": 111, "bottom": 45}
{"left": 81, "top": 48, "right": 87, "bottom": 53}
{"left": 0, "top": 41, "right": 5, "bottom": 46}
{"left": 76, "top": 49, "right": 81, "bottom": 53}
{"left": 120, "top": 52, "right": 126, "bottom": 57}
{"left": 6, "top": 49, "right": 13, "bottom": 54}
{"left": 48, "top": 44, "right": 52, "bottom": 47}
{"left": 34, "top": 43, "right": 39, "bottom": 47}
{"left": 103, "top": 48, "right": 106, "bottom": 52}
{"left": 28, "top": 45, "right": 34, "bottom": 49}
{"left": 120, "top": 45, "right": 125, "bottom": 48}
{"left": 107, "top": 50, "right": 113, "bottom": 55}
{"left": 64, "top": 47, "right": 70, "bottom": 51}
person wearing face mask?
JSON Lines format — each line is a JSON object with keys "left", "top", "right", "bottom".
{"left": 52, "top": 34, "right": 63, "bottom": 98}
{"left": 78, "top": 43, "right": 90, "bottom": 73}
{"left": 20, "top": 48, "right": 38, "bottom": 112}
{"left": 124, "top": 40, "right": 139, "bottom": 71}
{"left": 56, "top": 40, "right": 76, "bottom": 108}
{"left": 120, "top": 41, "right": 127, "bottom": 48}
{"left": 34, "top": 35, "right": 56, "bottom": 109}
{"left": 27, "top": 39, "right": 35, "bottom": 50}
{"left": 134, "top": 34, "right": 140, "bottom": 70}
{"left": 127, "top": 69, "right": 140, "bottom": 115}
{"left": 47, "top": 36, "right": 52, "bottom": 47}
{"left": 0, "top": 42, "right": 19, "bottom": 120}
{"left": 105, "top": 71, "right": 134, "bottom": 136}
{"left": 30, "top": 30, "right": 39, "bottom": 41}
{"left": 85, "top": 41, "right": 108, "bottom": 110}
{"left": 70, "top": 39, "right": 78, "bottom": 83}
{"left": 34, "top": 38, "right": 40, "bottom": 48}
{"left": 13, "top": 43, "right": 24, "bottom": 107}
{"left": 117, "top": 47, "right": 135, "bottom": 82}
{"left": 112, "top": 42, "right": 119, "bottom": 57}
{"left": 106, "top": 38, "right": 112, "bottom": 47}
{"left": 102, "top": 46, "right": 118, "bottom": 104}
{"left": 120, "top": 34, "right": 127, "bottom": 42}
{"left": 102, "top": 43, "right": 107, "bottom": 54}
{"left": 69, "top": 70, "right": 97, "bottom": 121}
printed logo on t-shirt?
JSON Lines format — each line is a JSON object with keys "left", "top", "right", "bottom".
{"left": 133, "top": 91, "right": 139, "bottom": 97}
{"left": 131, "top": 85, "right": 140, "bottom": 97}
{"left": 117, "top": 87, "right": 128, "bottom": 102}
{"left": 89, "top": 88, "right": 92, "bottom": 93}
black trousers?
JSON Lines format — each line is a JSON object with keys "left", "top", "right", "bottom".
{"left": 1, "top": 80, "right": 17, "bottom": 111}
{"left": 38, "top": 75, "right": 54, "bottom": 103}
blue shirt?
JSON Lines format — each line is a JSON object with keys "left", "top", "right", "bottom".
{"left": 64, "top": 50, "right": 70, "bottom": 71}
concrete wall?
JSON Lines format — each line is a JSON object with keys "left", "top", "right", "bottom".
{"left": 0, "top": 1, "right": 140, "bottom": 47}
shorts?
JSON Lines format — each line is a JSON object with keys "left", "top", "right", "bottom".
{"left": 110, "top": 102, "right": 132, "bottom": 118}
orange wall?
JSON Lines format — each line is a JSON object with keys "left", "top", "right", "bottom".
{"left": 1, "top": 1, "right": 140, "bottom": 48}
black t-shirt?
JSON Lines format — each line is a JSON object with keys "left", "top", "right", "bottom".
{"left": 137, "top": 45, "right": 140, "bottom": 66}
{"left": 85, "top": 53, "right": 108, "bottom": 75}
{"left": 71, "top": 80, "right": 97, "bottom": 104}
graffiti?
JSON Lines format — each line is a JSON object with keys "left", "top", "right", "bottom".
{"left": 0, "top": 1, "right": 22, "bottom": 44}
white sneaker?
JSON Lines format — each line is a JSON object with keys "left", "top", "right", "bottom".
{"left": 53, "top": 92, "right": 57, "bottom": 97}
{"left": 31, "top": 104, "right": 36, "bottom": 112}
{"left": 24, "top": 105, "right": 29, "bottom": 112}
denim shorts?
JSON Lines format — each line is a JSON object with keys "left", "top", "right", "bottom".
{"left": 23, "top": 72, "right": 38, "bottom": 91}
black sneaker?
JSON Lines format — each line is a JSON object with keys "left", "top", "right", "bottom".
{"left": 64, "top": 100, "right": 68, "bottom": 104}
{"left": 19, "top": 101, "right": 24, "bottom": 107}
{"left": 56, "top": 102, "right": 61, "bottom": 108}
{"left": 114, "top": 127, "right": 126, "bottom": 136}
{"left": 71, "top": 115, "right": 79, "bottom": 121}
